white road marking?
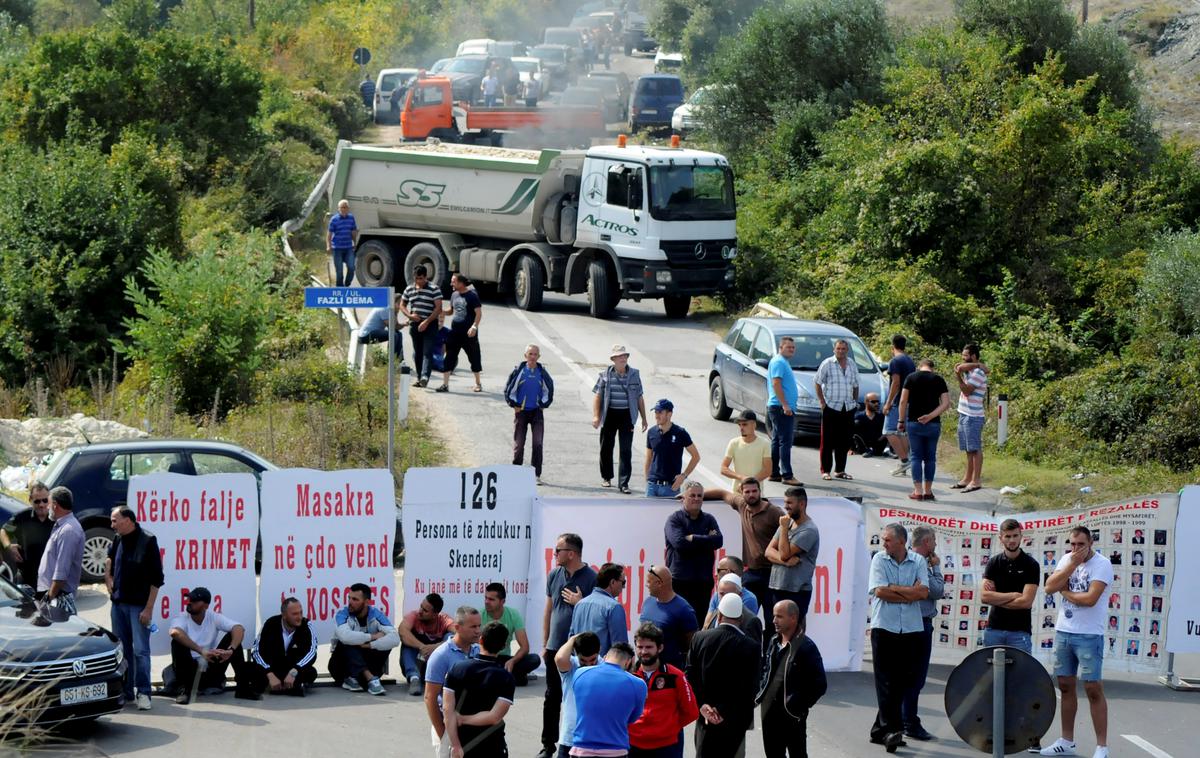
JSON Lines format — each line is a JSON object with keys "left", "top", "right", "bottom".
{"left": 1121, "top": 734, "right": 1174, "bottom": 758}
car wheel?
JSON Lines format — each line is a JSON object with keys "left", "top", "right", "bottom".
{"left": 82, "top": 527, "right": 114, "bottom": 584}
{"left": 709, "top": 375, "right": 732, "bottom": 420}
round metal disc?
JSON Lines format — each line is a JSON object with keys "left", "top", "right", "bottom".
{"left": 944, "top": 646, "right": 1057, "bottom": 754}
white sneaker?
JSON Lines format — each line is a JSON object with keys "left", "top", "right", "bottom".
{"left": 1092, "top": 748, "right": 1108, "bottom": 758}
{"left": 135, "top": 693, "right": 151, "bottom": 710}
{"left": 1040, "top": 739, "right": 1077, "bottom": 756}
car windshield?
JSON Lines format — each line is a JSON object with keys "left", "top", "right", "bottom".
{"left": 648, "top": 165, "right": 736, "bottom": 221}
{"left": 445, "top": 58, "right": 487, "bottom": 75}
{"left": 689, "top": 87, "right": 710, "bottom": 105}
{"left": 514, "top": 60, "right": 538, "bottom": 74}
{"left": 780, "top": 334, "right": 878, "bottom": 372}
{"left": 532, "top": 47, "right": 565, "bottom": 63}
{"left": 430, "top": 59, "right": 451, "bottom": 74}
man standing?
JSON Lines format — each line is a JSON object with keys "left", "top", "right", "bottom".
{"left": 443, "top": 621, "right": 517, "bottom": 758}
{"left": 329, "top": 582, "right": 400, "bottom": 695}
{"left": 1041, "top": 526, "right": 1113, "bottom": 758}
{"left": 427, "top": 607, "right": 483, "bottom": 753}
{"left": 401, "top": 592, "right": 456, "bottom": 695}
{"left": 703, "top": 556, "right": 761, "bottom": 624}
{"left": 765, "top": 487, "right": 820, "bottom": 622}
{"left": 167, "top": 587, "right": 253, "bottom": 703}
{"left": 1, "top": 481, "right": 53, "bottom": 588}
{"left": 592, "top": 344, "right": 648, "bottom": 494}
{"left": 757, "top": 600, "right": 827, "bottom": 758}
{"left": 881, "top": 335, "right": 916, "bottom": 476}
{"left": 644, "top": 399, "right": 700, "bottom": 498}
{"left": 953, "top": 343, "right": 988, "bottom": 492}
{"left": 815, "top": 338, "right": 859, "bottom": 480}
{"left": 900, "top": 526, "right": 943, "bottom": 742}
{"left": 105, "top": 506, "right": 163, "bottom": 711}
{"left": 639, "top": 565, "right": 698, "bottom": 669}
{"left": 541, "top": 534, "right": 598, "bottom": 758}
{"left": 867, "top": 523, "right": 929, "bottom": 751}
{"left": 687, "top": 594, "right": 761, "bottom": 757}
{"left": 481, "top": 65, "right": 501, "bottom": 107}
{"left": 438, "top": 273, "right": 483, "bottom": 393}
{"left": 327, "top": 199, "right": 358, "bottom": 287}
{"left": 481, "top": 581, "right": 541, "bottom": 685}
{"left": 982, "top": 518, "right": 1040, "bottom": 653}
{"left": 766, "top": 336, "right": 802, "bottom": 486}
{"left": 704, "top": 478, "right": 784, "bottom": 617}
{"left": 852, "top": 393, "right": 888, "bottom": 457}
{"left": 629, "top": 622, "right": 699, "bottom": 758}
{"left": 554, "top": 631, "right": 602, "bottom": 758}
{"left": 569, "top": 562, "right": 629, "bottom": 654}
{"left": 249, "top": 596, "right": 319, "bottom": 697}
{"left": 358, "top": 293, "right": 404, "bottom": 362}
{"left": 400, "top": 264, "right": 444, "bottom": 387}
{"left": 570, "top": 642, "right": 647, "bottom": 757}
{"left": 505, "top": 344, "right": 555, "bottom": 485}
{"left": 898, "top": 358, "right": 952, "bottom": 501}
{"left": 721, "top": 409, "right": 771, "bottom": 488}
{"left": 37, "top": 486, "right": 83, "bottom": 614}
{"left": 702, "top": 573, "right": 764, "bottom": 646}
{"left": 664, "top": 481, "right": 722, "bottom": 626}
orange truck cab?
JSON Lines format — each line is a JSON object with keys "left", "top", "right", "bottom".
{"left": 400, "top": 75, "right": 605, "bottom": 147}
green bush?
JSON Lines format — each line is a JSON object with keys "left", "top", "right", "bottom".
{"left": 257, "top": 353, "right": 358, "bottom": 404}
{"left": 1135, "top": 230, "right": 1200, "bottom": 343}
{"left": 955, "top": 0, "right": 1076, "bottom": 73}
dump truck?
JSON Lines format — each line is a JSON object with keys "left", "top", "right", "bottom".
{"left": 329, "top": 138, "right": 737, "bottom": 318}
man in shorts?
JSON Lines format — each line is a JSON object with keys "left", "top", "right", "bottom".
{"left": 952, "top": 343, "right": 987, "bottom": 492}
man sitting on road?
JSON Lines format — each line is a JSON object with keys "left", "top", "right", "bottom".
{"left": 329, "top": 582, "right": 400, "bottom": 696}
{"left": 853, "top": 392, "right": 888, "bottom": 457}
{"left": 481, "top": 581, "right": 542, "bottom": 686}
{"left": 249, "top": 596, "right": 319, "bottom": 698}
{"left": 167, "top": 586, "right": 255, "bottom": 703}
{"left": 401, "top": 592, "right": 456, "bottom": 696}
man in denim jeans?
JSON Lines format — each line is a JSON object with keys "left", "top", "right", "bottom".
{"left": 105, "top": 506, "right": 163, "bottom": 711}
{"left": 1041, "top": 525, "right": 1113, "bottom": 758}
{"left": 326, "top": 199, "right": 358, "bottom": 287}
{"left": 766, "top": 336, "right": 802, "bottom": 486}
{"left": 981, "top": 519, "right": 1039, "bottom": 654}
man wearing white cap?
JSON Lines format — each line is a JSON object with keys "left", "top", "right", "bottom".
{"left": 687, "top": 593, "right": 761, "bottom": 757}
{"left": 701, "top": 572, "right": 764, "bottom": 646}
{"left": 592, "top": 344, "right": 648, "bottom": 494}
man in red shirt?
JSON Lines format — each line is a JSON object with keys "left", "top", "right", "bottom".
{"left": 629, "top": 622, "right": 699, "bottom": 757}
{"left": 399, "top": 593, "right": 456, "bottom": 695}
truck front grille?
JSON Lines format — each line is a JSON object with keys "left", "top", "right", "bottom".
{"left": 659, "top": 239, "right": 736, "bottom": 269}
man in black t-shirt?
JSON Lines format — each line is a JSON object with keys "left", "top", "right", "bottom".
{"left": 980, "top": 518, "right": 1040, "bottom": 653}
{"left": 1, "top": 482, "right": 54, "bottom": 587}
{"left": 444, "top": 621, "right": 516, "bottom": 757}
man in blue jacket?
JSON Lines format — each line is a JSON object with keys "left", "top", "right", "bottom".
{"left": 505, "top": 343, "right": 555, "bottom": 485}
{"left": 665, "top": 481, "right": 723, "bottom": 628}
{"left": 571, "top": 642, "right": 647, "bottom": 756}
{"left": 569, "top": 562, "right": 629, "bottom": 654}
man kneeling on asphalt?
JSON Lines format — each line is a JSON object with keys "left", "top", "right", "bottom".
{"left": 329, "top": 582, "right": 400, "bottom": 695}
{"left": 249, "top": 596, "right": 319, "bottom": 697}
{"left": 168, "top": 586, "right": 255, "bottom": 703}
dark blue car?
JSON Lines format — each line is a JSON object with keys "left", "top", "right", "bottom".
{"left": 628, "top": 74, "right": 684, "bottom": 131}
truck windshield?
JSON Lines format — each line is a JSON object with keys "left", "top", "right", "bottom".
{"left": 648, "top": 165, "right": 735, "bottom": 221}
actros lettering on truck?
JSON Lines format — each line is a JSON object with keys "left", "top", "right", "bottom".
{"left": 395, "top": 177, "right": 539, "bottom": 216}
{"left": 581, "top": 213, "right": 639, "bottom": 237}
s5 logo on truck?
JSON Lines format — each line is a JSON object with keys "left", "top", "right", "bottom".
{"left": 396, "top": 180, "right": 446, "bottom": 208}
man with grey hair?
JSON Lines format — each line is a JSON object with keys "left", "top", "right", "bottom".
{"left": 814, "top": 338, "right": 859, "bottom": 481}
{"left": 425, "top": 605, "right": 482, "bottom": 754}
{"left": 326, "top": 198, "right": 358, "bottom": 286}
{"left": 867, "top": 523, "right": 929, "bottom": 751}
{"left": 505, "top": 343, "right": 555, "bottom": 485}
{"left": 37, "top": 486, "right": 84, "bottom": 615}
{"left": 665, "top": 480, "right": 723, "bottom": 627}
{"left": 901, "top": 525, "right": 943, "bottom": 741}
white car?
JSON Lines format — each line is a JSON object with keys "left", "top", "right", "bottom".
{"left": 654, "top": 50, "right": 683, "bottom": 74}
{"left": 374, "top": 67, "right": 419, "bottom": 124}
{"left": 512, "top": 56, "right": 545, "bottom": 85}
{"left": 671, "top": 85, "right": 715, "bottom": 135}
{"left": 456, "top": 38, "right": 494, "bottom": 57}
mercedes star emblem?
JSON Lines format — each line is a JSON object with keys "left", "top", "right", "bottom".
{"left": 694, "top": 243, "right": 707, "bottom": 260}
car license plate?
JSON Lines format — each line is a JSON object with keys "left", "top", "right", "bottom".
{"left": 640, "top": 109, "right": 657, "bottom": 115}
{"left": 60, "top": 683, "right": 108, "bottom": 705}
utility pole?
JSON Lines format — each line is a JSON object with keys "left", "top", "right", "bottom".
{"left": 249, "top": 0, "right": 255, "bottom": 30}
{"left": 1081, "top": 0, "right": 1088, "bottom": 24}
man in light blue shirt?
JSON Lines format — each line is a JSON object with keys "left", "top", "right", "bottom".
{"left": 424, "top": 607, "right": 481, "bottom": 751}
{"left": 867, "top": 523, "right": 929, "bottom": 751}
{"left": 902, "top": 525, "right": 944, "bottom": 741}
{"left": 766, "top": 336, "right": 801, "bottom": 486}
{"left": 568, "top": 563, "right": 629, "bottom": 655}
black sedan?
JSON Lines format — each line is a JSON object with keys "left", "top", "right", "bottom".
{"left": 0, "top": 578, "right": 127, "bottom": 725}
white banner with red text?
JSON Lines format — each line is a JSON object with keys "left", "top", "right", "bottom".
{"left": 1166, "top": 485, "right": 1200, "bottom": 653}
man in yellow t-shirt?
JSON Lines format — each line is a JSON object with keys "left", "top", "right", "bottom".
{"left": 721, "top": 410, "right": 772, "bottom": 488}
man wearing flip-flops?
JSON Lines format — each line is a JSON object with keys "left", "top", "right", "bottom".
{"left": 814, "top": 339, "right": 859, "bottom": 483}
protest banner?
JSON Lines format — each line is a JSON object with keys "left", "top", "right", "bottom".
{"left": 1166, "top": 485, "right": 1200, "bottom": 653}
{"left": 128, "top": 473, "right": 259, "bottom": 655}
{"left": 865, "top": 494, "right": 1180, "bottom": 674}
{"left": 528, "top": 496, "right": 870, "bottom": 671}
{"left": 400, "top": 465, "right": 536, "bottom": 623}
{"left": 259, "top": 468, "right": 397, "bottom": 643}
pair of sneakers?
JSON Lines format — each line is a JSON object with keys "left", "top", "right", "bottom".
{"left": 1036, "top": 739, "right": 1109, "bottom": 758}
{"left": 343, "top": 676, "right": 386, "bottom": 695}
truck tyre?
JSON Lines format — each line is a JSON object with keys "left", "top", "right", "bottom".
{"left": 587, "top": 259, "right": 616, "bottom": 319}
{"left": 663, "top": 295, "right": 691, "bottom": 318}
{"left": 513, "top": 255, "right": 545, "bottom": 311}
{"left": 405, "top": 242, "right": 450, "bottom": 291}
{"left": 709, "top": 375, "right": 732, "bottom": 420}
{"left": 356, "top": 239, "right": 396, "bottom": 286}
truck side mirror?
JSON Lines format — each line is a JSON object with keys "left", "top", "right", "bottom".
{"left": 627, "top": 180, "right": 642, "bottom": 210}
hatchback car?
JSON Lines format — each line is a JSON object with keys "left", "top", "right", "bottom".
{"left": 709, "top": 318, "right": 887, "bottom": 439}
{"left": 629, "top": 74, "right": 684, "bottom": 131}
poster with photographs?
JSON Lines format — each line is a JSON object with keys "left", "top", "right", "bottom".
{"left": 864, "top": 494, "right": 1179, "bottom": 674}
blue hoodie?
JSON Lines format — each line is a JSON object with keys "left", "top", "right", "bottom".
{"left": 571, "top": 660, "right": 647, "bottom": 751}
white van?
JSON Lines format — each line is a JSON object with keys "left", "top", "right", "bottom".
{"left": 373, "top": 67, "right": 419, "bottom": 124}
{"left": 456, "top": 38, "right": 494, "bottom": 57}
{"left": 654, "top": 51, "right": 683, "bottom": 74}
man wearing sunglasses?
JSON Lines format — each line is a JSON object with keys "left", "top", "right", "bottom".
{"left": 1, "top": 481, "right": 53, "bottom": 588}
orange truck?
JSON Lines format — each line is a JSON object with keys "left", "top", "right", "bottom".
{"left": 399, "top": 75, "right": 606, "bottom": 147}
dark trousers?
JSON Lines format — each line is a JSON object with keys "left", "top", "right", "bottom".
{"left": 360, "top": 323, "right": 403, "bottom": 360}
{"left": 696, "top": 719, "right": 748, "bottom": 758}
{"left": 869, "top": 628, "right": 923, "bottom": 741}
{"left": 674, "top": 577, "right": 715, "bottom": 629}
{"left": 328, "top": 644, "right": 390, "bottom": 682}
{"left": 599, "top": 411, "right": 634, "bottom": 488}
{"left": 444, "top": 328, "right": 482, "bottom": 373}
{"left": 762, "top": 704, "right": 809, "bottom": 758}
{"left": 409, "top": 322, "right": 437, "bottom": 380}
{"left": 247, "top": 662, "right": 318, "bottom": 695}
{"left": 768, "top": 405, "right": 796, "bottom": 479}
{"left": 771, "top": 588, "right": 813, "bottom": 626}
{"left": 513, "top": 408, "right": 545, "bottom": 476}
{"left": 742, "top": 568, "right": 772, "bottom": 624}
{"left": 169, "top": 634, "right": 251, "bottom": 693}
{"left": 497, "top": 651, "right": 542, "bottom": 686}
{"left": 901, "top": 618, "right": 934, "bottom": 730}
{"left": 819, "top": 407, "right": 855, "bottom": 474}
{"left": 541, "top": 648, "right": 563, "bottom": 751}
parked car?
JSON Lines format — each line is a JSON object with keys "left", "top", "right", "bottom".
{"left": 530, "top": 44, "right": 577, "bottom": 91}
{"left": 456, "top": 38, "right": 494, "bottom": 56}
{"left": 543, "top": 26, "right": 585, "bottom": 58}
{"left": 709, "top": 318, "right": 888, "bottom": 439}
{"left": 512, "top": 56, "right": 545, "bottom": 86}
{"left": 672, "top": 84, "right": 717, "bottom": 135}
{"left": 654, "top": 50, "right": 683, "bottom": 74}
{"left": 0, "top": 491, "right": 26, "bottom": 584}
{"left": 586, "top": 71, "right": 629, "bottom": 120}
{"left": 440, "top": 55, "right": 519, "bottom": 104}
{"left": 373, "top": 67, "right": 419, "bottom": 124}
{"left": 0, "top": 576, "right": 127, "bottom": 724}
{"left": 628, "top": 74, "right": 684, "bottom": 131}
{"left": 429, "top": 58, "right": 452, "bottom": 75}
{"left": 560, "top": 85, "right": 620, "bottom": 124}
{"left": 490, "top": 40, "right": 528, "bottom": 58}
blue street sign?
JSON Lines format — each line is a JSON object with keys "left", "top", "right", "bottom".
{"left": 304, "top": 287, "right": 390, "bottom": 309}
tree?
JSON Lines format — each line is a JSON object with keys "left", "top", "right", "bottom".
{"left": 955, "top": 0, "right": 1075, "bottom": 73}
{"left": 0, "top": 0, "right": 34, "bottom": 27}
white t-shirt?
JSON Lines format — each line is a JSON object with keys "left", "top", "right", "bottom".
{"left": 170, "top": 610, "right": 240, "bottom": 660}
{"left": 1054, "top": 552, "right": 1114, "bottom": 636}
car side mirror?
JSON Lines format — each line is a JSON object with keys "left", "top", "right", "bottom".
{"left": 755, "top": 358, "right": 770, "bottom": 369}
{"left": 878, "top": 362, "right": 888, "bottom": 372}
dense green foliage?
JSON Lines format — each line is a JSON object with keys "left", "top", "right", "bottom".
{"left": 648, "top": 0, "right": 765, "bottom": 77}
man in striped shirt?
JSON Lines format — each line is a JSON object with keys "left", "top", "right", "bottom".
{"left": 952, "top": 343, "right": 988, "bottom": 493}
{"left": 814, "top": 339, "right": 859, "bottom": 481}
{"left": 399, "top": 265, "right": 443, "bottom": 387}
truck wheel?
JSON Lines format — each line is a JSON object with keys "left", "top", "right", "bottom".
{"left": 663, "top": 295, "right": 691, "bottom": 318}
{"left": 587, "top": 259, "right": 616, "bottom": 319}
{"left": 513, "top": 255, "right": 545, "bottom": 311}
{"left": 356, "top": 239, "right": 396, "bottom": 286}
{"left": 405, "top": 242, "right": 450, "bottom": 291}
{"left": 709, "top": 375, "right": 732, "bottom": 420}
